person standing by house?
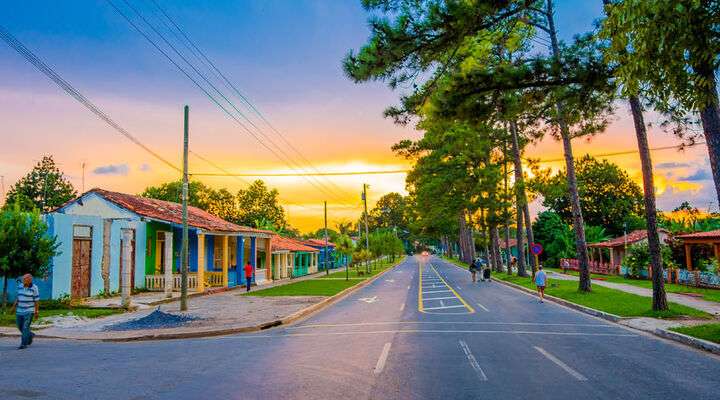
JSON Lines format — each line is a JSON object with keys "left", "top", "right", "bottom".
{"left": 12, "top": 274, "right": 40, "bottom": 349}
{"left": 535, "top": 266, "right": 547, "bottom": 303}
{"left": 243, "top": 261, "right": 254, "bottom": 292}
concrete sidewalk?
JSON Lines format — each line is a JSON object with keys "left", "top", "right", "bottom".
{"left": 548, "top": 271, "right": 720, "bottom": 316}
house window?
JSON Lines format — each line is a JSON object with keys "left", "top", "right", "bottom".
{"left": 73, "top": 225, "right": 92, "bottom": 238}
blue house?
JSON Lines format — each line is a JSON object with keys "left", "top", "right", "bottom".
{"left": 305, "top": 239, "right": 348, "bottom": 270}
{"left": 4, "top": 188, "right": 273, "bottom": 300}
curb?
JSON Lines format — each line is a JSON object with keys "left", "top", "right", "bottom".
{"left": 654, "top": 328, "right": 720, "bottom": 355}
{"left": 2, "top": 259, "right": 404, "bottom": 342}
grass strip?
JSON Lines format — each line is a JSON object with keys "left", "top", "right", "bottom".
{"left": 1, "top": 306, "right": 122, "bottom": 327}
{"left": 670, "top": 324, "right": 720, "bottom": 344}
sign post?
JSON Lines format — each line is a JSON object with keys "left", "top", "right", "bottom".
{"left": 530, "top": 243, "right": 543, "bottom": 270}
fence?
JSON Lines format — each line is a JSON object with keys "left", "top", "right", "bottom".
{"left": 560, "top": 258, "right": 616, "bottom": 275}
{"left": 676, "top": 269, "right": 720, "bottom": 288}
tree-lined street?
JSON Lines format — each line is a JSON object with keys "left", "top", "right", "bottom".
{"left": 2, "top": 256, "right": 718, "bottom": 399}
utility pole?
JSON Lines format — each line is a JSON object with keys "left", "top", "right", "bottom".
{"left": 362, "top": 184, "right": 370, "bottom": 273}
{"left": 180, "top": 105, "right": 190, "bottom": 311}
{"left": 324, "top": 201, "right": 329, "bottom": 276}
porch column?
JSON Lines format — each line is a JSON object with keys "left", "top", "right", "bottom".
{"left": 164, "top": 231, "right": 174, "bottom": 298}
{"left": 265, "top": 237, "right": 273, "bottom": 281}
{"left": 197, "top": 234, "right": 205, "bottom": 293}
{"left": 684, "top": 244, "right": 693, "bottom": 270}
{"left": 121, "top": 229, "right": 133, "bottom": 308}
{"left": 236, "top": 236, "right": 245, "bottom": 286}
{"left": 222, "top": 235, "right": 229, "bottom": 287}
{"left": 250, "top": 237, "right": 257, "bottom": 282}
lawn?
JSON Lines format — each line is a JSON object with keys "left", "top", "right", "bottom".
{"left": 671, "top": 324, "right": 720, "bottom": 344}
{"left": 0, "top": 302, "right": 122, "bottom": 327}
{"left": 545, "top": 267, "right": 720, "bottom": 304}
{"left": 494, "top": 273, "right": 712, "bottom": 319}
{"left": 243, "top": 257, "right": 402, "bottom": 297}
{"left": 442, "top": 256, "right": 469, "bottom": 269}
{"left": 317, "top": 258, "right": 399, "bottom": 279}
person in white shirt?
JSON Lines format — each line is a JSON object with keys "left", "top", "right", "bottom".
{"left": 535, "top": 266, "right": 547, "bottom": 303}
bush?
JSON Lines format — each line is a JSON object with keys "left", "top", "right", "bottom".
{"left": 623, "top": 241, "right": 674, "bottom": 278}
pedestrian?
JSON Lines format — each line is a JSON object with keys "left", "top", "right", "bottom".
{"left": 244, "top": 261, "right": 254, "bottom": 292}
{"left": 479, "top": 257, "right": 488, "bottom": 282}
{"left": 561, "top": 259, "right": 570, "bottom": 273}
{"left": 483, "top": 263, "right": 492, "bottom": 282}
{"left": 469, "top": 259, "right": 478, "bottom": 283}
{"left": 510, "top": 256, "right": 517, "bottom": 273}
{"left": 535, "top": 265, "right": 547, "bottom": 303}
{"left": 12, "top": 274, "right": 39, "bottom": 350}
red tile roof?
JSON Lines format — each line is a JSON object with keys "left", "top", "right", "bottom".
{"left": 306, "top": 238, "right": 336, "bottom": 247}
{"left": 272, "top": 236, "right": 318, "bottom": 252}
{"left": 589, "top": 229, "right": 669, "bottom": 248}
{"left": 676, "top": 229, "right": 720, "bottom": 240}
{"left": 67, "top": 188, "right": 272, "bottom": 235}
{"left": 500, "top": 238, "right": 517, "bottom": 249}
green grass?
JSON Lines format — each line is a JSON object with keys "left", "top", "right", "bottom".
{"left": 671, "top": 324, "right": 720, "bottom": 344}
{"left": 442, "top": 256, "right": 469, "bottom": 269}
{"left": 317, "top": 258, "right": 398, "bottom": 279}
{"left": 243, "top": 257, "right": 402, "bottom": 297}
{"left": 494, "top": 273, "right": 712, "bottom": 319}
{"left": 545, "top": 267, "right": 720, "bottom": 303}
{"left": 0, "top": 303, "right": 122, "bottom": 327}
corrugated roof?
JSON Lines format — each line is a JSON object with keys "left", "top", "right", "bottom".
{"left": 306, "top": 238, "right": 336, "bottom": 247}
{"left": 63, "top": 188, "right": 272, "bottom": 235}
{"left": 589, "top": 229, "right": 669, "bottom": 248}
{"left": 676, "top": 229, "right": 720, "bottom": 240}
{"left": 272, "top": 235, "right": 318, "bottom": 252}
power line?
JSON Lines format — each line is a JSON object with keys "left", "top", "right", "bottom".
{"left": 530, "top": 141, "right": 707, "bottom": 163}
{"left": 108, "top": 0, "right": 352, "bottom": 205}
{"left": 192, "top": 169, "right": 411, "bottom": 177}
{"left": 0, "top": 24, "right": 181, "bottom": 172}
{"left": 147, "top": 0, "right": 351, "bottom": 198}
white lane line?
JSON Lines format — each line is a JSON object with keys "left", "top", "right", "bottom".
{"left": 374, "top": 342, "right": 392, "bottom": 374}
{"left": 423, "top": 296, "right": 458, "bottom": 301}
{"left": 288, "top": 321, "right": 615, "bottom": 329}
{"left": 476, "top": 303, "right": 489, "bottom": 312}
{"left": 400, "top": 303, "right": 405, "bottom": 311}
{"left": 423, "top": 304, "right": 467, "bottom": 311}
{"left": 459, "top": 340, "right": 488, "bottom": 381}
{"left": 422, "top": 290, "right": 452, "bottom": 294}
{"left": 407, "top": 285, "right": 411, "bottom": 290}
{"left": 534, "top": 346, "right": 588, "bottom": 381}
{"left": 440, "top": 299, "right": 445, "bottom": 307}
{"left": 212, "top": 330, "right": 638, "bottom": 340}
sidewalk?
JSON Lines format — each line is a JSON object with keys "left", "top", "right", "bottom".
{"left": 547, "top": 271, "right": 720, "bottom": 316}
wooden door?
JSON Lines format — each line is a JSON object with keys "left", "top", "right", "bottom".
{"left": 119, "top": 230, "right": 136, "bottom": 290}
{"left": 71, "top": 238, "right": 92, "bottom": 298}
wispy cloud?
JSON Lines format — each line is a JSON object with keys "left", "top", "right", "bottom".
{"left": 678, "top": 169, "right": 712, "bottom": 182}
{"left": 92, "top": 164, "right": 129, "bottom": 176}
{"left": 139, "top": 163, "right": 152, "bottom": 172}
{"left": 656, "top": 162, "right": 691, "bottom": 169}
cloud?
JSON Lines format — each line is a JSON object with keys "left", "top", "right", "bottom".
{"left": 678, "top": 169, "right": 712, "bottom": 182}
{"left": 139, "top": 163, "right": 152, "bottom": 172}
{"left": 656, "top": 162, "right": 691, "bottom": 169}
{"left": 92, "top": 164, "right": 129, "bottom": 176}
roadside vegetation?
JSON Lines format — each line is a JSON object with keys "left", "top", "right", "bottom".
{"left": 671, "top": 324, "right": 720, "bottom": 344}
{"left": 0, "top": 299, "right": 122, "bottom": 327}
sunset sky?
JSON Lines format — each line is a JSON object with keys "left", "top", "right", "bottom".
{"left": 0, "top": 1, "right": 715, "bottom": 232}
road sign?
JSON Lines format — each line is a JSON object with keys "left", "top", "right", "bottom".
{"left": 530, "top": 243, "right": 543, "bottom": 256}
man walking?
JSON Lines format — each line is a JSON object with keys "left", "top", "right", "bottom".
{"left": 12, "top": 274, "right": 39, "bottom": 349}
{"left": 469, "top": 259, "right": 478, "bottom": 283}
{"left": 535, "top": 266, "right": 547, "bottom": 303}
{"left": 244, "top": 261, "right": 254, "bottom": 292}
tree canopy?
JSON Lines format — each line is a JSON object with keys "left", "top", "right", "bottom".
{"left": 4, "top": 155, "right": 76, "bottom": 212}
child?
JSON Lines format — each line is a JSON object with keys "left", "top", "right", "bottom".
{"left": 535, "top": 265, "right": 547, "bottom": 303}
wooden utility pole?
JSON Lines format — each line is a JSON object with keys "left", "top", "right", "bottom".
{"left": 362, "top": 184, "right": 370, "bottom": 273}
{"left": 324, "top": 201, "right": 329, "bottom": 276}
{"left": 180, "top": 105, "right": 190, "bottom": 311}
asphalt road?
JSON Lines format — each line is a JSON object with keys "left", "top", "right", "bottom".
{"left": 1, "top": 255, "right": 719, "bottom": 400}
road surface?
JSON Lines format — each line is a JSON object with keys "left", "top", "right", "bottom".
{"left": 1, "top": 255, "right": 718, "bottom": 399}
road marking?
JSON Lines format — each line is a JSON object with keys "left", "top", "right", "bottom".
{"left": 289, "top": 321, "right": 616, "bottom": 329}
{"left": 400, "top": 303, "right": 405, "bottom": 311}
{"left": 359, "top": 296, "right": 378, "bottom": 304}
{"left": 374, "top": 342, "right": 392, "bottom": 374}
{"left": 428, "top": 264, "right": 475, "bottom": 313}
{"left": 534, "top": 346, "right": 588, "bottom": 381}
{"left": 423, "top": 304, "right": 467, "bottom": 310}
{"left": 422, "top": 290, "right": 452, "bottom": 294}
{"left": 213, "top": 329, "right": 638, "bottom": 340}
{"left": 459, "top": 340, "right": 488, "bottom": 381}
{"left": 407, "top": 285, "right": 411, "bottom": 290}
{"left": 385, "top": 279, "right": 395, "bottom": 283}
{"left": 423, "top": 296, "right": 457, "bottom": 301}
{"left": 476, "top": 303, "right": 489, "bottom": 312}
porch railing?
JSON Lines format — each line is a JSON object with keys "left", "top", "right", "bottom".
{"left": 145, "top": 273, "right": 198, "bottom": 291}
{"left": 561, "top": 258, "right": 616, "bottom": 275}
{"left": 205, "top": 271, "right": 224, "bottom": 287}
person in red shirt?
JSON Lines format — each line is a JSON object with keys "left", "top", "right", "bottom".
{"left": 244, "top": 262, "right": 253, "bottom": 292}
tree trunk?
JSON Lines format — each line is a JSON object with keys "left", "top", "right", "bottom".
{"left": 101, "top": 219, "right": 112, "bottom": 296}
{"left": 546, "top": 0, "right": 591, "bottom": 291}
{"left": 523, "top": 198, "right": 537, "bottom": 277}
{"left": 491, "top": 225, "right": 502, "bottom": 272}
{"left": 510, "top": 121, "right": 527, "bottom": 277}
{"left": 629, "top": 96, "right": 668, "bottom": 310}
{"left": 503, "top": 138, "right": 512, "bottom": 272}
{"left": 2, "top": 276, "right": 7, "bottom": 311}
{"left": 696, "top": 65, "right": 720, "bottom": 205}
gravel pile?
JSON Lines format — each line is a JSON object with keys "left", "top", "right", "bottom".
{"left": 104, "top": 309, "right": 200, "bottom": 331}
